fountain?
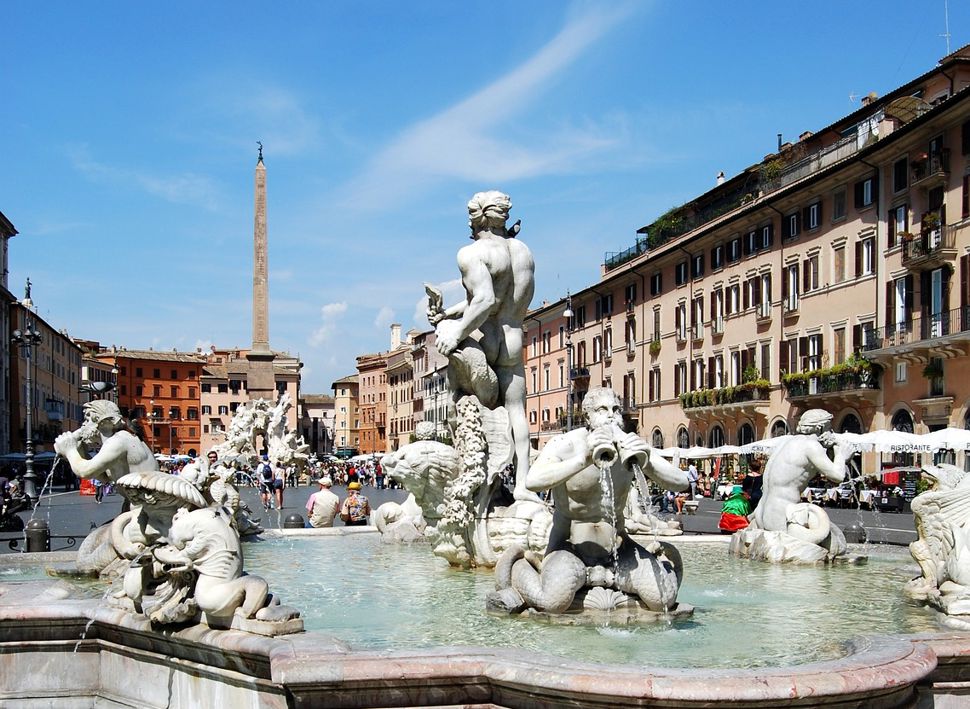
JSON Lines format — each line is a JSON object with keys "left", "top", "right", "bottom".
{"left": 1, "top": 193, "right": 969, "bottom": 707}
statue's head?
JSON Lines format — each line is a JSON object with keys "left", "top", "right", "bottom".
{"left": 83, "top": 399, "right": 124, "bottom": 431}
{"left": 414, "top": 421, "right": 435, "bottom": 441}
{"left": 795, "top": 409, "right": 833, "bottom": 436}
{"left": 582, "top": 387, "right": 622, "bottom": 429}
{"left": 467, "top": 191, "right": 511, "bottom": 234}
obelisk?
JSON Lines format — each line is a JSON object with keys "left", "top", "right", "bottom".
{"left": 246, "top": 142, "right": 277, "bottom": 401}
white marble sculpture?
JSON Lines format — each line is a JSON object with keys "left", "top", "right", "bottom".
{"left": 729, "top": 409, "right": 850, "bottom": 564}
{"left": 487, "top": 388, "right": 692, "bottom": 620}
{"left": 378, "top": 421, "right": 551, "bottom": 564}
{"left": 905, "top": 463, "right": 970, "bottom": 624}
{"left": 54, "top": 401, "right": 301, "bottom": 635}
{"left": 427, "top": 190, "right": 537, "bottom": 504}
{"left": 212, "top": 393, "right": 310, "bottom": 473}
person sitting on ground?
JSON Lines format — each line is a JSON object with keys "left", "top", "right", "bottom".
{"left": 340, "top": 481, "right": 371, "bottom": 526}
{"left": 306, "top": 476, "right": 340, "bottom": 528}
{"left": 718, "top": 485, "right": 750, "bottom": 533}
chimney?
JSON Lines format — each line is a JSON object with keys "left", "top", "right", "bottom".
{"left": 390, "top": 323, "right": 402, "bottom": 350}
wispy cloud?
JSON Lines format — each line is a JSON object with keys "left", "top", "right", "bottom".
{"left": 374, "top": 305, "right": 395, "bottom": 330}
{"left": 340, "top": 3, "right": 637, "bottom": 209}
{"left": 309, "top": 301, "right": 347, "bottom": 347}
{"left": 68, "top": 144, "right": 224, "bottom": 211}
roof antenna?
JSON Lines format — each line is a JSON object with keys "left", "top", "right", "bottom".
{"left": 942, "top": 0, "right": 951, "bottom": 55}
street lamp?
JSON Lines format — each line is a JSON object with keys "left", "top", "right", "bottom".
{"left": 149, "top": 400, "right": 156, "bottom": 452}
{"left": 563, "top": 292, "right": 574, "bottom": 432}
{"left": 12, "top": 281, "right": 43, "bottom": 503}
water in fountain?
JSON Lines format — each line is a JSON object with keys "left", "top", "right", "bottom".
{"left": 235, "top": 535, "right": 937, "bottom": 669}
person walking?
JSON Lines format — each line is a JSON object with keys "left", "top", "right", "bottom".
{"left": 339, "top": 482, "right": 371, "bottom": 526}
{"left": 257, "top": 456, "right": 274, "bottom": 511}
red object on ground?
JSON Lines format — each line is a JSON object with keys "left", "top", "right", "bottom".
{"left": 79, "top": 478, "right": 96, "bottom": 496}
{"left": 718, "top": 513, "right": 749, "bottom": 532}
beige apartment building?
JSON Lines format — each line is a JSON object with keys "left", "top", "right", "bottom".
{"left": 411, "top": 329, "right": 451, "bottom": 441}
{"left": 386, "top": 346, "right": 414, "bottom": 451}
{"left": 331, "top": 374, "right": 359, "bottom": 457}
{"left": 525, "top": 45, "right": 970, "bottom": 471}
{"left": 299, "top": 394, "right": 334, "bottom": 457}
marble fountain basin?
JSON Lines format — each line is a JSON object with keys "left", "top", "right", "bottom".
{"left": 1, "top": 532, "right": 968, "bottom": 708}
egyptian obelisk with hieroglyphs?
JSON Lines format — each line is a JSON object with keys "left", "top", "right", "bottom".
{"left": 246, "top": 144, "right": 277, "bottom": 401}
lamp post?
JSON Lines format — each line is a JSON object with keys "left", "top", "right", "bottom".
{"left": 149, "top": 400, "right": 156, "bottom": 452}
{"left": 563, "top": 292, "right": 574, "bottom": 432}
{"left": 12, "top": 281, "right": 43, "bottom": 503}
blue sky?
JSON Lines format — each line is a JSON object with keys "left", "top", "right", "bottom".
{"left": 4, "top": 1, "right": 968, "bottom": 392}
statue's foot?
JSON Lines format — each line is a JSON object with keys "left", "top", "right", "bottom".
{"left": 512, "top": 488, "right": 542, "bottom": 504}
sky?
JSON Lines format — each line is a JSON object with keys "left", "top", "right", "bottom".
{"left": 4, "top": 1, "right": 969, "bottom": 393}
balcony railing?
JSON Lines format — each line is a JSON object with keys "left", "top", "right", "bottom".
{"left": 756, "top": 302, "right": 772, "bottom": 322}
{"left": 691, "top": 323, "right": 704, "bottom": 341}
{"left": 569, "top": 366, "right": 590, "bottom": 380}
{"left": 712, "top": 316, "right": 724, "bottom": 334}
{"left": 783, "top": 369, "right": 879, "bottom": 399}
{"left": 679, "top": 382, "right": 770, "bottom": 410}
{"left": 676, "top": 328, "right": 688, "bottom": 344}
{"left": 862, "top": 306, "right": 970, "bottom": 351}
{"left": 621, "top": 397, "right": 637, "bottom": 413}
{"left": 901, "top": 223, "right": 954, "bottom": 264}
{"left": 783, "top": 298, "right": 799, "bottom": 315}
{"left": 911, "top": 149, "right": 950, "bottom": 187}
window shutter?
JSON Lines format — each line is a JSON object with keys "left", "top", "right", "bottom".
{"left": 710, "top": 292, "right": 716, "bottom": 321}
{"left": 854, "top": 181, "right": 865, "bottom": 209}
{"left": 963, "top": 120, "right": 970, "bottom": 155}
{"left": 801, "top": 206, "right": 811, "bottom": 231}
{"left": 779, "top": 340, "right": 788, "bottom": 374}
{"left": 675, "top": 305, "right": 681, "bottom": 331}
{"left": 690, "top": 363, "right": 696, "bottom": 391}
{"left": 852, "top": 324, "right": 861, "bottom": 354}
{"left": 752, "top": 278, "right": 761, "bottom": 306}
{"left": 765, "top": 223, "right": 775, "bottom": 247}
{"left": 764, "top": 274, "right": 771, "bottom": 303}
{"left": 799, "top": 336, "right": 809, "bottom": 371}
{"left": 885, "top": 282, "right": 895, "bottom": 328}
{"left": 962, "top": 255, "right": 970, "bottom": 309}
{"left": 905, "top": 274, "right": 914, "bottom": 320}
{"left": 743, "top": 282, "right": 750, "bottom": 310}
{"left": 803, "top": 260, "right": 811, "bottom": 293}
{"left": 781, "top": 266, "right": 789, "bottom": 300}
{"left": 921, "top": 271, "right": 932, "bottom": 316}
{"left": 743, "top": 232, "right": 752, "bottom": 256}
{"left": 855, "top": 241, "right": 863, "bottom": 277}
{"left": 707, "top": 356, "right": 715, "bottom": 389}
{"left": 943, "top": 266, "right": 951, "bottom": 313}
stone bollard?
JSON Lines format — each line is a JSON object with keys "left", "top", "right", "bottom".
{"left": 25, "top": 519, "right": 50, "bottom": 552}
{"left": 843, "top": 522, "right": 867, "bottom": 544}
{"left": 283, "top": 513, "right": 304, "bottom": 529}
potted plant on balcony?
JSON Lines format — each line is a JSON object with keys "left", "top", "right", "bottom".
{"left": 649, "top": 338, "right": 661, "bottom": 357}
{"left": 922, "top": 360, "right": 944, "bottom": 380}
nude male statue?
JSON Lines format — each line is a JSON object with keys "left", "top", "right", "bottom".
{"left": 429, "top": 190, "right": 536, "bottom": 502}
{"left": 491, "top": 388, "right": 690, "bottom": 613}
{"left": 751, "top": 408, "right": 849, "bottom": 533}
{"left": 54, "top": 400, "right": 158, "bottom": 483}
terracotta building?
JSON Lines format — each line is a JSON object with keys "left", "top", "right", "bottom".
{"left": 355, "top": 352, "right": 387, "bottom": 455}
{"left": 525, "top": 45, "right": 970, "bottom": 473}
{"left": 99, "top": 348, "right": 206, "bottom": 456}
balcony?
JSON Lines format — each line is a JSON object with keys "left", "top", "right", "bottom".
{"left": 676, "top": 329, "right": 688, "bottom": 345}
{"left": 783, "top": 298, "right": 799, "bottom": 317}
{"left": 783, "top": 363, "right": 880, "bottom": 408}
{"left": 540, "top": 421, "right": 561, "bottom": 432}
{"left": 862, "top": 306, "right": 970, "bottom": 361}
{"left": 691, "top": 323, "right": 704, "bottom": 342}
{"left": 569, "top": 366, "right": 590, "bottom": 381}
{"left": 680, "top": 379, "right": 771, "bottom": 422}
{"left": 911, "top": 149, "right": 949, "bottom": 189}
{"left": 755, "top": 302, "right": 772, "bottom": 323}
{"left": 625, "top": 299, "right": 635, "bottom": 313}
{"left": 712, "top": 316, "right": 725, "bottom": 335}
{"left": 900, "top": 223, "right": 956, "bottom": 268}
{"left": 625, "top": 341, "right": 636, "bottom": 358}
{"left": 621, "top": 397, "right": 637, "bottom": 414}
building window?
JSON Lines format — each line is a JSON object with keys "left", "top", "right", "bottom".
{"left": 893, "top": 157, "right": 908, "bottom": 193}
{"left": 170, "top": 386, "right": 178, "bottom": 397}
{"left": 169, "top": 407, "right": 181, "bottom": 420}
{"left": 784, "top": 212, "right": 800, "bottom": 239}
{"left": 170, "top": 369, "right": 178, "bottom": 380}
{"left": 153, "top": 368, "right": 161, "bottom": 378}
{"left": 833, "top": 188, "right": 847, "bottom": 221}
{"left": 895, "top": 361, "right": 907, "bottom": 383}
{"left": 153, "top": 385, "right": 161, "bottom": 397}
{"left": 650, "top": 272, "right": 662, "bottom": 296}
{"left": 834, "top": 328, "right": 845, "bottom": 364}
{"left": 856, "top": 238, "right": 875, "bottom": 277}
{"left": 784, "top": 263, "right": 799, "bottom": 312}
{"left": 218, "top": 405, "right": 228, "bottom": 415}
{"left": 135, "top": 384, "right": 143, "bottom": 396}
{"left": 711, "top": 244, "right": 724, "bottom": 270}
{"left": 803, "top": 254, "right": 819, "bottom": 293}
{"left": 201, "top": 383, "right": 211, "bottom": 393}
{"left": 692, "top": 253, "right": 704, "bottom": 279}
{"left": 202, "top": 405, "right": 211, "bottom": 415}
{"left": 761, "top": 223, "right": 774, "bottom": 249}
{"left": 531, "top": 336, "right": 538, "bottom": 357}
{"left": 542, "top": 331, "right": 550, "bottom": 354}
{"left": 675, "top": 261, "right": 688, "bottom": 286}
{"left": 187, "top": 408, "right": 198, "bottom": 420}
{"left": 855, "top": 175, "right": 876, "bottom": 209}
{"left": 135, "top": 367, "right": 143, "bottom": 377}
{"left": 889, "top": 204, "right": 908, "bottom": 248}
{"left": 833, "top": 245, "right": 846, "bottom": 284}
{"left": 806, "top": 201, "right": 821, "bottom": 230}
{"left": 728, "top": 237, "right": 742, "bottom": 263}
{"left": 593, "top": 335, "right": 603, "bottom": 362}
